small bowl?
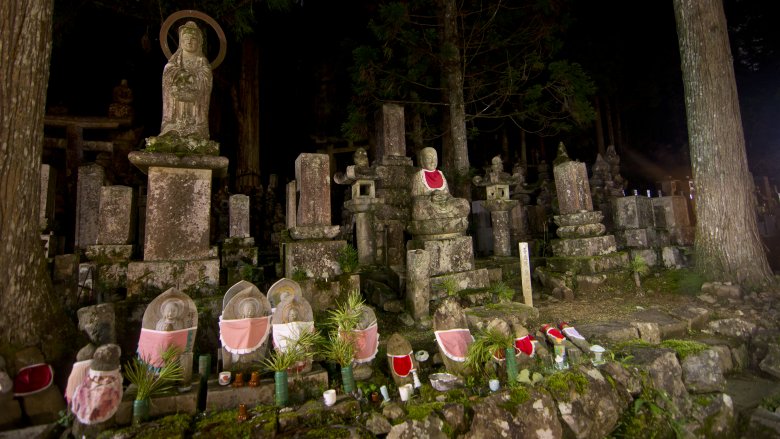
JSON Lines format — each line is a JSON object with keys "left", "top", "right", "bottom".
{"left": 429, "top": 373, "right": 458, "bottom": 391}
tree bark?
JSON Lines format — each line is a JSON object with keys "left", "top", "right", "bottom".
{"left": 232, "top": 37, "right": 261, "bottom": 194}
{"left": 673, "top": 0, "right": 773, "bottom": 286}
{"left": 0, "top": 0, "right": 73, "bottom": 353}
{"left": 593, "top": 96, "right": 605, "bottom": 156}
{"left": 438, "top": 0, "right": 470, "bottom": 198}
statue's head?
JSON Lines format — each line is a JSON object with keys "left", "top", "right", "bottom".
{"left": 419, "top": 147, "right": 438, "bottom": 171}
{"left": 491, "top": 155, "right": 503, "bottom": 172}
{"left": 161, "top": 298, "right": 184, "bottom": 321}
{"left": 353, "top": 147, "right": 369, "bottom": 167}
{"left": 238, "top": 297, "right": 260, "bottom": 319}
{"left": 178, "top": 21, "right": 203, "bottom": 54}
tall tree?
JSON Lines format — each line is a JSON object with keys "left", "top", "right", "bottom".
{"left": 1, "top": 0, "right": 74, "bottom": 354}
{"left": 672, "top": 0, "right": 773, "bottom": 286}
{"left": 347, "top": 0, "right": 595, "bottom": 174}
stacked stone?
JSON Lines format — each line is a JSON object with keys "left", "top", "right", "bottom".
{"left": 652, "top": 194, "right": 695, "bottom": 268}
{"left": 612, "top": 193, "right": 659, "bottom": 266}
{"left": 539, "top": 144, "right": 628, "bottom": 293}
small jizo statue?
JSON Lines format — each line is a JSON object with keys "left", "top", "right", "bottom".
{"left": 386, "top": 333, "right": 420, "bottom": 389}
{"left": 220, "top": 281, "right": 273, "bottom": 372}
{"left": 139, "top": 289, "right": 198, "bottom": 385}
{"left": 71, "top": 344, "right": 123, "bottom": 433}
{"left": 272, "top": 294, "right": 315, "bottom": 373}
{"left": 343, "top": 304, "right": 379, "bottom": 381}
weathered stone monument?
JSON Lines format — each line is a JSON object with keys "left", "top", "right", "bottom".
{"left": 127, "top": 16, "right": 227, "bottom": 296}
{"left": 221, "top": 194, "right": 260, "bottom": 286}
{"left": 407, "top": 147, "right": 489, "bottom": 299}
{"left": 612, "top": 192, "right": 659, "bottom": 266}
{"left": 536, "top": 143, "right": 627, "bottom": 295}
{"left": 284, "top": 153, "right": 358, "bottom": 311}
{"left": 334, "top": 147, "right": 383, "bottom": 266}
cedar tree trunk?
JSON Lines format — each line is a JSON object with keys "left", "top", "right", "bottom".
{"left": 1, "top": 0, "right": 73, "bottom": 353}
{"left": 673, "top": 0, "right": 773, "bottom": 286}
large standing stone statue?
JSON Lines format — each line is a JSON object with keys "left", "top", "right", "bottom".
{"left": 409, "top": 147, "right": 470, "bottom": 237}
{"left": 161, "top": 21, "right": 212, "bottom": 139}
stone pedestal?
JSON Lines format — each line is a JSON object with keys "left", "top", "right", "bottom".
{"left": 482, "top": 199, "right": 519, "bottom": 257}
{"left": 406, "top": 249, "right": 431, "bottom": 320}
{"left": 127, "top": 151, "right": 227, "bottom": 295}
{"left": 283, "top": 240, "right": 348, "bottom": 281}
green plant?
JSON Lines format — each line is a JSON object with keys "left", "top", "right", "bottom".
{"left": 327, "top": 290, "right": 364, "bottom": 332}
{"left": 629, "top": 255, "right": 650, "bottom": 291}
{"left": 291, "top": 268, "right": 308, "bottom": 281}
{"left": 659, "top": 339, "right": 708, "bottom": 360}
{"left": 123, "top": 346, "right": 184, "bottom": 401}
{"left": 56, "top": 409, "right": 74, "bottom": 428}
{"left": 611, "top": 374, "right": 685, "bottom": 438}
{"left": 320, "top": 330, "right": 357, "bottom": 368}
{"left": 465, "top": 328, "right": 515, "bottom": 379}
{"left": 440, "top": 277, "right": 459, "bottom": 297}
{"left": 490, "top": 281, "right": 515, "bottom": 302}
{"left": 262, "top": 328, "right": 322, "bottom": 372}
{"left": 337, "top": 244, "right": 359, "bottom": 274}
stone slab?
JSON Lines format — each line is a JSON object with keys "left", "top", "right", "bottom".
{"left": 205, "top": 366, "right": 327, "bottom": 411}
{"left": 0, "top": 399, "right": 22, "bottom": 430}
{"left": 284, "top": 240, "right": 347, "bottom": 281}
{"left": 429, "top": 268, "right": 490, "bottom": 294}
{"left": 615, "top": 228, "right": 657, "bottom": 249}
{"left": 553, "top": 160, "right": 593, "bottom": 215}
{"left": 128, "top": 151, "right": 229, "bottom": 176}
{"left": 576, "top": 321, "right": 640, "bottom": 344}
{"left": 407, "top": 236, "right": 476, "bottom": 276}
{"left": 652, "top": 196, "right": 691, "bottom": 228}
{"left": 126, "top": 259, "right": 219, "bottom": 296}
{"left": 115, "top": 382, "right": 199, "bottom": 425}
{"left": 465, "top": 302, "right": 539, "bottom": 331}
{"left": 97, "top": 185, "right": 135, "bottom": 244}
{"left": 546, "top": 252, "right": 628, "bottom": 274}
{"left": 299, "top": 275, "right": 360, "bottom": 313}
{"left": 630, "top": 309, "right": 688, "bottom": 339}
{"left": 20, "top": 385, "right": 65, "bottom": 425}
{"left": 143, "top": 167, "right": 213, "bottom": 261}
{"left": 551, "top": 235, "right": 617, "bottom": 257}
{"left": 295, "top": 153, "right": 332, "bottom": 227}
{"left": 374, "top": 103, "right": 406, "bottom": 159}
{"left": 612, "top": 195, "right": 654, "bottom": 230}
{"left": 85, "top": 244, "right": 134, "bottom": 262}
{"left": 0, "top": 424, "right": 56, "bottom": 439}
{"left": 75, "top": 163, "right": 104, "bottom": 249}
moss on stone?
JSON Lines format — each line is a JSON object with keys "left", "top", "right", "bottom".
{"left": 543, "top": 370, "right": 588, "bottom": 402}
{"left": 659, "top": 339, "right": 709, "bottom": 360}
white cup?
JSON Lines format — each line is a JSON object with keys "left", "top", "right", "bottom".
{"left": 323, "top": 389, "right": 337, "bottom": 406}
{"left": 399, "top": 383, "right": 413, "bottom": 402}
{"left": 489, "top": 379, "right": 500, "bottom": 392}
{"left": 218, "top": 371, "right": 231, "bottom": 386}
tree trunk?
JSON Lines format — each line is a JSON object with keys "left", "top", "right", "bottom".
{"left": 438, "top": 0, "right": 470, "bottom": 198}
{"left": 673, "top": 0, "right": 773, "bottom": 286}
{"left": 0, "top": 0, "right": 73, "bottom": 353}
{"left": 593, "top": 96, "right": 605, "bottom": 156}
{"left": 604, "top": 96, "right": 615, "bottom": 148}
{"left": 232, "top": 37, "right": 261, "bottom": 194}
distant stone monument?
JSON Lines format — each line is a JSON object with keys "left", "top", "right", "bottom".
{"left": 473, "top": 156, "right": 520, "bottom": 256}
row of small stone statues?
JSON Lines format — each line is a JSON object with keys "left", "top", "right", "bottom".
{"left": 138, "top": 278, "right": 379, "bottom": 381}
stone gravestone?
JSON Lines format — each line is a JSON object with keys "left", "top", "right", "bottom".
{"left": 472, "top": 156, "right": 519, "bottom": 257}
{"left": 75, "top": 163, "right": 105, "bottom": 249}
{"left": 612, "top": 193, "right": 659, "bottom": 266}
{"left": 536, "top": 143, "right": 627, "bottom": 296}
{"left": 222, "top": 194, "right": 259, "bottom": 285}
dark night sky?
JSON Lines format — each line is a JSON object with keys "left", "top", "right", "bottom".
{"left": 46, "top": 1, "right": 780, "bottom": 191}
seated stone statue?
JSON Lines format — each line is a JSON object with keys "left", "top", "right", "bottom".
{"left": 408, "top": 147, "right": 470, "bottom": 237}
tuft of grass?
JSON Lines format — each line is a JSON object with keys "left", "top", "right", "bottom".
{"left": 659, "top": 339, "right": 709, "bottom": 360}
{"left": 490, "top": 281, "right": 515, "bottom": 302}
{"left": 337, "top": 244, "right": 359, "bottom": 274}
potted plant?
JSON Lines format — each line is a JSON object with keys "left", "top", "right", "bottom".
{"left": 262, "top": 329, "right": 320, "bottom": 407}
{"left": 123, "top": 346, "right": 183, "bottom": 426}
{"left": 320, "top": 290, "right": 363, "bottom": 394}
{"left": 465, "top": 327, "right": 518, "bottom": 387}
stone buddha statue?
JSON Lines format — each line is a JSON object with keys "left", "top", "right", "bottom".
{"left": 408, "top": 147, "right": 470, "bottom": 238}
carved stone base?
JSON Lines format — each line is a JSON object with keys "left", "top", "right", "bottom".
{"left": 126, "top": 259, "right": 219, "bottom": 296}
{"left": 551, "top": 235, "right": 617, "bottom": 257}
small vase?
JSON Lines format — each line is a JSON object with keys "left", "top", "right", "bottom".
{"left": 505, "top": 347, "right": 518, "bottom": 383}
{"left": 132, "top": 398, "right": 150, "bottom": 426}
{"left": 274, "top": 370, "right": 289, "bottom": 406}
{"left": 341, "top": 365, "right": 355, "bottom": 394}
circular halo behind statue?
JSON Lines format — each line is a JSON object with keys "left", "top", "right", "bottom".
{"left": 159, "top": 10, "right": 227, "bottom": 70}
